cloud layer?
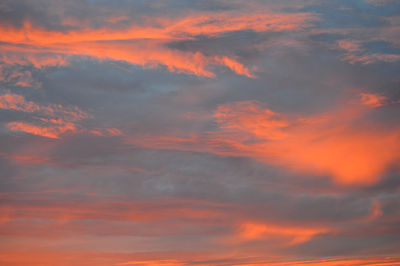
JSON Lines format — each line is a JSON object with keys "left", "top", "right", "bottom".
{"left": 0, "top": 0, "right": 400, "bottom": 265}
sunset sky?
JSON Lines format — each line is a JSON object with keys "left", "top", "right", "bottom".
{"left": 1, "top": 0, "right": 400, "bottom": 265}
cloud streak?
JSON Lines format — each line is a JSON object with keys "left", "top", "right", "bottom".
{"left": 0, "top": 10, "right": 316, "bottom": 77}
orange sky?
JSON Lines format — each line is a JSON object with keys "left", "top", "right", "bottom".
{"left": 0, "top": 0, "right": 400, "bottom": 265}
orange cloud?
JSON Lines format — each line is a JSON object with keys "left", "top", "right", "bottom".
{"left": 215, "top": 56, "right": 256, "bottom": 78}
{"left": 0, "top": 52, "right": 68, "bottom": 69}
{"left": 90, "top": 128, "right": 123, "bottom": 137}
{"left": 164, "top": 12, "right": 314, "bottom": 37}
{"left": 270, "top": 257, "right": 400, "bottom": 266}
{"left": 0, "top": 93, "right": 41, "bottom": 112}
{"left": 0, "top": 152, "right": 52, "bottom": 165}
{"left": 0, "top": 250, "right": 398, "bottom": 266}
{"left": 0, "top": 93, "right": 88, "bottom": 120}
{"left": 0, "top": 13, "right": 314, "bottom": 45}
{"left": 0, "top": 196, "right": 233, "bottom": 225}
{"left": 0, "top": 92, "right": 90, "bottom": 138}
{"left": 0, "top": 12, "right": 315, "bottom": 76}
{"left": 214, "top": 101, "right": 290, "bottom": 140}
{"left": 344, "top": 53, "right": 400, "bottom": 65}
{"left": 127, "top": 94, "right": 400, "bottom": 185}
{"left": 117, "top": 260, "right": 185, "bottom": 266}
{"left": 241, "top": 257, "right": 400, "bottom": 266}
{"left": 337, "top": 40, "right": 361, "bottom": 53}
{"left": 212, "top": 99, "right": 400, "bottom": 185}
{"left": 6, "top": 121, "right": 77, "bottom": 139}
{"left": 337, "top": 40, "right": 400, "bottom": 65}
{"left": 1, "top": 39, "right": 251, "bottom": 77}
{"left": 67, "top": 41, "right": 217, "bottom": 77}
{"left": 0, "top": 190, "right": 398, "bottom": 265}
{"left": 360, "top": 93, "right": 388, "bottom": 107}
{"left": 238, "top": 221, "right": 328, "bottom": 245}
{"left": 1, "top": 92, "right": 122, "bottom": 139}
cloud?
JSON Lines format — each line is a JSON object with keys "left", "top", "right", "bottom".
{"left": 212, "top": 97, "right": 400, "bottom": 185}
{"left": 337, "top": 39, "right": 400, "bottom": 65}
{"left": 1, "top": 1, "right": 400, "bottom": 264}
{"left": 0, "top": 92, "right": 121, "bottom": 139}
{"left": 0, "top": 93, "right": 41, "bottom": 112}
{"left": 360, "top": 92, "right": 388, "bottom": 107}
{"left": 214, "top": 101, "right": 290, "bottom": 140}
{"left": 0, "top": 92, "right": 87, "bottom": 138}
{"left": 236, "top": 221, "right": 328, "bottom": 245}
{"left": 7, "top": 120, "right": 76, "bottom": 139}
{"left": 89, "top": 128, "right": 123, "bottom": 137}
{"left": 0, "top": 10, "right": 315, "bottom": 77}
{"left": 127, "top": 94, "right": 400, "bottom": 186}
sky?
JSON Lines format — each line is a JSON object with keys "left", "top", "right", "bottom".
{"left": 0, "top": 0, "right": 400, "bottom": 265}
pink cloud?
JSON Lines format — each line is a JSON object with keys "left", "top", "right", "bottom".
{"left": 0, "top": 11, "right": 316, "bottom": 77}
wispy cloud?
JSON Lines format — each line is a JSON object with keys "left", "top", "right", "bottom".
{"left": 0, "top": 10, "right": 315, "bottom": 77}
